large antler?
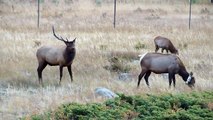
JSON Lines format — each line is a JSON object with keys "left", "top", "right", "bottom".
{"left": 52, "top": 26, "right": 68, "bottom": 42}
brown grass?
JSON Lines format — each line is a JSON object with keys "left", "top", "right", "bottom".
{"left": 0, "top": 0, "right": 213, "bottom": 119}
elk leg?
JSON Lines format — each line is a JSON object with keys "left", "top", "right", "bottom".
{"left": 155, "top": 46, "right": 159, "bottom": 53}
{"left": 161, "top": 48, "right": 164, "bottom": 53}
{"left": 172, "top": 75, "right": 176, "bottom": 88}
{"left": 168, "top": 73, "right": 173, "bottom": 88}
{"left": 144, "top": 71, "right": 151, "bottom": 87}
{"left": 67, "top": 65, "right": 73, "bottom": 82}
{"left": 59, "top": 66, "right": 63, "bottom": 84}
{"left": 138, "top": 69, "right": 147, "bottom": 88}
{"left": 166, "top": 49, "right": 169, "bottom": 54}
{"left": 37, "top": 62, "right": 47, "bottom": 85}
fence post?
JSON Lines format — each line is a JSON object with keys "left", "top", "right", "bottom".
{"left": 37, "top": 0, "right": 40, "bottom": 28}
{"left": 189, "top": 0, "right": 192, "bottom": 29}
{"left": 113, "top": 0, "right": 116, "bottom": 28}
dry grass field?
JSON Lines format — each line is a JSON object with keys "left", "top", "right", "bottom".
{"left": 0, "top": 0, "right": 213, "bottom": 119}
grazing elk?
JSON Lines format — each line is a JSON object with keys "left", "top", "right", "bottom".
{"left": 154, "top": 36, "right": 178, "bottom": 55}
{"left": 36, "top": 26, "right": 76, "bottom": 85}
{"left": 138, "top": 52, "right": 195, "bottom": 88}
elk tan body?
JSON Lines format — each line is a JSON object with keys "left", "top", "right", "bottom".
{"left": 36, "top": 26, "right": 76, "bottom": 85}
{"left": 138, "top": 52, "right": 195, "bottom": 88}
{"left": 37, "top": 46, "right": 75, "bottom": 66}
{"left": 154, "top": 36, "right": 178, "bottom": 54}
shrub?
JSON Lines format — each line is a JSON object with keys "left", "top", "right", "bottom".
{"left": 104, "top": 56, "right": 131, "bottom": 73}
{"left": 99, "top": 44, "right": 108, "bottom": 50}
{"left": 24, "top": 91, "right": 213, "bottom": 120}
{"left": 179, "top": 43, "right": 188, "bottom": 49}
{"left": 95, "top": 0, "right": 102, "bottom": 6}
{"left": 134, "top": 41, "right": 146, "bottom": 50}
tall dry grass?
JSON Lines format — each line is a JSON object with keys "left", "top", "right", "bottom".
{"left": 0, "top": 0, "right": 213, "bottom": 119}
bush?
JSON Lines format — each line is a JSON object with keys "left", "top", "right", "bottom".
{"left": 134, "top": 41, "right": 146, "bottom": 50}
{"left": 95, "top": 0, "right": 102, "bottom": 6}
{"left": 24, "top": 91, "right": 213, "bottom": 120}
{"left": 104, "top": 56, "right": 131, "bottom": 73}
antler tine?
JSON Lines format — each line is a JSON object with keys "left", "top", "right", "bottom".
{"left": 52, "top": 26, "right": 66, "bottom": 42}
{"left": 60, "top": 36, "right": 66, "bottom": 41}
{"left": 66, "top": 37, "right": 69, "bottom": 42}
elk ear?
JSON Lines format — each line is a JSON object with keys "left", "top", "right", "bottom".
{"left": 63, "top": 41, "right": 69, "bottom": 45}
{"left": 72, "top": 38, "right": 76, "bottom": 43}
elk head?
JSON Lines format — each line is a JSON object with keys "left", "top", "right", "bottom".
{"left": 186, "top": 72, "right": 195, "bottom": 87}
{"left": 52, "top": 26, "right": 76, "bottom": 51}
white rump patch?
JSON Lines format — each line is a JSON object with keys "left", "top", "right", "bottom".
{"left": 138, "top": 52, "right": 148, "bottom": 63}
{"left": 186, "top": 75, "right": 192, "bottom": 84}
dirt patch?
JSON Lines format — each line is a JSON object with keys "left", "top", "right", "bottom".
{"left": 208, "top": 102, "right": 213, "bottom": 110}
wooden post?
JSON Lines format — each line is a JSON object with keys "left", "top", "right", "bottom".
{"left": 37, "top": 0, "right": 40, "bottom": 28}
{"left": 113, "top": 0, "right": 116, "bottom": 28}
{"left": 189, "top": 0, "right": 192, "bottom": 29}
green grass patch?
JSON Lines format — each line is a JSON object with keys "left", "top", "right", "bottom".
{"left": 134, "top": 41, "right": 146, "bottom": 51}
{"left": 23, "top": 91, "right": 213, "bottom": 120}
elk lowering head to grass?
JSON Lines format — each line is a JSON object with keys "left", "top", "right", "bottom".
{"left": 154, "top": 36, "right": 178, "bottom": 55}
{"left": 138, "top": 52, "right": 195, "bottom": 88}
{"left": 36, "top": 26, "right": 76, "bottom": 85}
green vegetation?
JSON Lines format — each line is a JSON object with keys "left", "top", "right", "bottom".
{"left": 104, "top": 51, "right": 140, "bottom": 73}
{"left": 179, "top": 43, "right": 188, "bottom": 49}
{"left": 99, "top": 44, "right": 108, "bottom": 51}
{"left": 191, "top": 0, "right": 210, "bottom": 4}
{"left": 134, "top": 41, "right": 146, "bottom": 51}
{"left": 95, "top": 0, "right": 102, "bottom": 6}
{"left": 104, "top": 56, "right": 131, "bottom": 73}
{"left": 24, "top": 91, "right": 213, "bottom": 120}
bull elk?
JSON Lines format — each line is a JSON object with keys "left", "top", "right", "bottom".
{"left": 154, "top": 36, "right": 178, "bottom": 55}
{"left": 138, "top": 52, "right": 195, "bottom": 88}
{"left": 36, "top": 26, "right": 76, "bottom": 85}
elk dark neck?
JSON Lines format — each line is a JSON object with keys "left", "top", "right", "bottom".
{"left": 178, "top": 69, "right": 189, "bottom": 82}
{"left": 64, "top": 48, "right": 76, "bottom": 63}
{"left": 169, "top": 44, "right": 177, "bottom": 53}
